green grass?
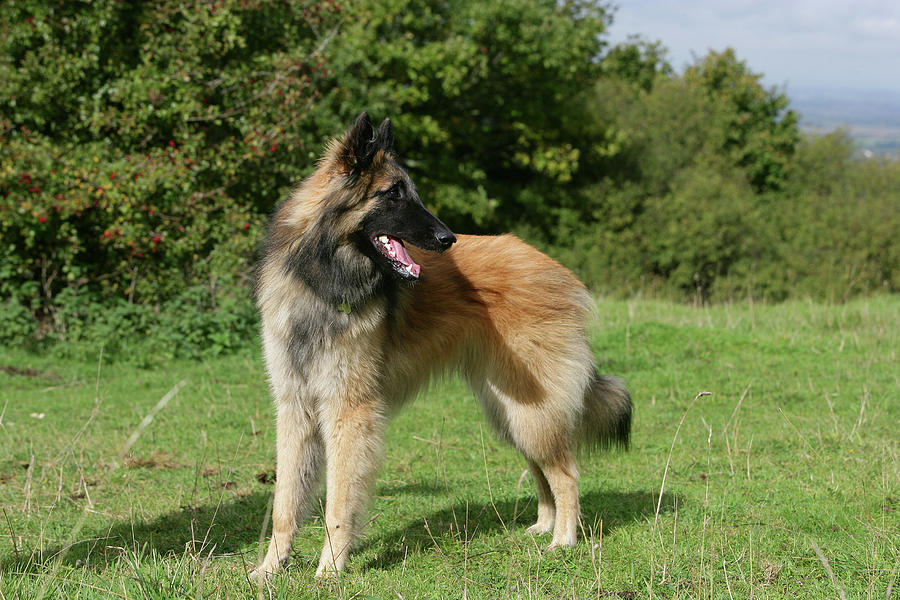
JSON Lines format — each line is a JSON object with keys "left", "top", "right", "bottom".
{"left": 1, "top": 297, "right": 897, "bottom": 599}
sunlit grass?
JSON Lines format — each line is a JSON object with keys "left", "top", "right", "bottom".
{"left": 1, "top": 297, "right": 897, "bottom": 598}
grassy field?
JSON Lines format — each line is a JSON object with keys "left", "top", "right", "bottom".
{"left": 0, "top": 297, "right": 897, "bottom": 599}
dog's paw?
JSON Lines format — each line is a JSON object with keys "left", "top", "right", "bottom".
{"left": 525, "top": 520, "right": 554, "bottom": 535}
{"left": 546, "top": 536, "right": 577, "bottom": 552}
{"left": 315, "top": 546, "right": 349, "bottom": 577}
{"left": 250, "top": 556, "right": 288, "bottom": 581}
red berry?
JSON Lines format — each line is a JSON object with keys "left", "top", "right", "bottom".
{"left": 38, "top": 216, "right": 47, "bottom": 223}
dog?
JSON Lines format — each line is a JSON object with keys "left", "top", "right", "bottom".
{"left": 253, "top": 112, "right": 632, "bottom": 577}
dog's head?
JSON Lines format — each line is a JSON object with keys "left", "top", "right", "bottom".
{"left": 334, "top": 111, "right": 456, "bottom": 281}
{"left": 272, "top": 113, "right": 457, "bottom": 309}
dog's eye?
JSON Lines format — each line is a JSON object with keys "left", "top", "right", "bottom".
{"left": 387, "top": 187, "right": 401, "bottom": 200}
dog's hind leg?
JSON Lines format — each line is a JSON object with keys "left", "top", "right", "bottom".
{"left": 535, "top": 454, "right": 580, "bottom": 548}
{"left": 512, "top": 424, "right": 581, "bottom": 547}
{"left": 467, "top": 374, "right": 582, "bottom": 547}
{"left": 525, "top": 459, "right": 555, "bottom": 535}
{"left": 255, "top": 399, "right": 323, "bottom": 577}
{"left": 315, "top": 396, "right": 387, "bottom": 576}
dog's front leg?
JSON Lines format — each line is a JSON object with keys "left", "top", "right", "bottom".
{"left": 254, "top": 400, "right": 323, "bottom": 578}
{"left": 315, "top": 396, "right": 386, "bottom": 576}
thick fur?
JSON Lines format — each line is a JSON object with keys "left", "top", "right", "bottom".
{"left": 253, "top": 113, "right": 632, "bottom": 578}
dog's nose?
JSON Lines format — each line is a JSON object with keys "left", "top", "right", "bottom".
{"left": 436, "top": 230, "right": 457, "bottom": 248}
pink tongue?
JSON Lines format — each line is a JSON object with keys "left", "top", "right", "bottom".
{"left": 390, "top": 238, "right": 420, "bottom": 276}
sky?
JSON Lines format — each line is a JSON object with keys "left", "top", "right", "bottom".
{"left": 607, "top": 0, "right": 900, "bottom": 94}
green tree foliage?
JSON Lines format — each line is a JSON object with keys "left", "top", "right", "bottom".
{"left": 1, "top": 1, "right": 898, "bottom": 356}
{"left": 565, "top": 42, "right": 897, "bottom": 301}
{"left": 1, "top": 1, "right": 341, "bottom": 351}
{"left": 778, "top": 132, "right": 900, "bottom": 299}
{"left": 683, "top": 49, "right": 799, "bottom": 192}
{"left": 0, "top": 0, "right": 613, "bottom": 353}
{"left": 602, "top": 35, "right": 672, "bottom": 93}
{"left": 326, "top": 0, "right": 611, "bottom": 232}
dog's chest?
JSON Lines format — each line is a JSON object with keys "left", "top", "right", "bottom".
{"left": 288, "top": 298, "right": 388, "bottom": 392}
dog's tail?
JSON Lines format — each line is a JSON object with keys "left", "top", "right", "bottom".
{"left": 577, "top": 369, "right": 632, "bottom": 450}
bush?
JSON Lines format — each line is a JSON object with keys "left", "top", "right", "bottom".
{"left": 1, "top": 0, "right": 616, "bottom": 355}
{"left": 1, "top": 1, "right": 338, "bottom": 354}
{"left": 1, "top": 2, "right": 897, "bottom": 359}
{"left": 776, "top": 134, "right": 900, "bottom": 299}
{"left": 47, "top": 284, "right": 258, "bottom": 363}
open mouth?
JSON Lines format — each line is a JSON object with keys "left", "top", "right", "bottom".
{"left": 372, "top": 234, "right": 421, "bottom": 279}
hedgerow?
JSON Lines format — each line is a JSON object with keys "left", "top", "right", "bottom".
{"left": 1, "top": 1, "right": 898, "bottom": 358}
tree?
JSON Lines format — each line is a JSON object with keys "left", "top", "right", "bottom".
{"left": 684, "top": 49, "right": 799, "bottom": 192}
{"left": 602, "top": 35, "right": 672, "bottom": 93}
{"left": 1, "top": 0, "right": 341, "bottom": 342}
{"left": 1, "top": 0, "right": 615, "bottom": 346}
{"left": 323, "top": 0, "right": 612, "bottom": 232}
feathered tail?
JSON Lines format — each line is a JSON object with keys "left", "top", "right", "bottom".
{"left": 578, "top": 369, "right": 632, "bottom": 449}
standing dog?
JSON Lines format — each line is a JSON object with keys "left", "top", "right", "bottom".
{"left": 254, "top": 112, "right": 632, "bottom": 577}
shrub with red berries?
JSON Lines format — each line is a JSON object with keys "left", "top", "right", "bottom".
{"left": 1, "top": 0, "right": 621, "bottom": 349}
{"left": 0, "top": 0, "right": 344, "bottom": 340}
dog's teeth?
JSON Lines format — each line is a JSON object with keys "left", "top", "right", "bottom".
{"left": 378, "top": 235, "right": 389, "bottom": 244}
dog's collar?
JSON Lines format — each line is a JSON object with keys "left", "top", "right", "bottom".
{"left": 336, "top": 301, "right": 352, "bottom": 315}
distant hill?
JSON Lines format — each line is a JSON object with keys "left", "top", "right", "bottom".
{"left": 789, "top": 86, "right": 900, "bottom": 156}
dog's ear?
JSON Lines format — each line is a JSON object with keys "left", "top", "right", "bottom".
{"left": 341, "top": 112, "right": 396, "bottom": 174}
{"left": 343, "top": 111, "right": 378, "bottom": 174}
{"left": 376, "top": 117, "right": 394, "bottom": 154}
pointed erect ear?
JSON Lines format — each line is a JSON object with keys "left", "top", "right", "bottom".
{"left": 342, "top": 111, "right": 378, "bottom": 173}
{"left": 376, "top": 117, "right": 394, "bottom": 153}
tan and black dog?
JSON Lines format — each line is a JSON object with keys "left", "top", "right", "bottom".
{"left": 254, "top": 112, "right": 631, "bottom": 577}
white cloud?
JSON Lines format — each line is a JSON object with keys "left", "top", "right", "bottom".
{"left": 852, "top": 16, "right": 900, "bottom": 38}
{"left": 608, "top": 0, "right": 900, "bottom": 92}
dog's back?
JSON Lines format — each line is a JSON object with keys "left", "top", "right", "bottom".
{"left": 401, "top": 233, "right": 630, "bottom": 448}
